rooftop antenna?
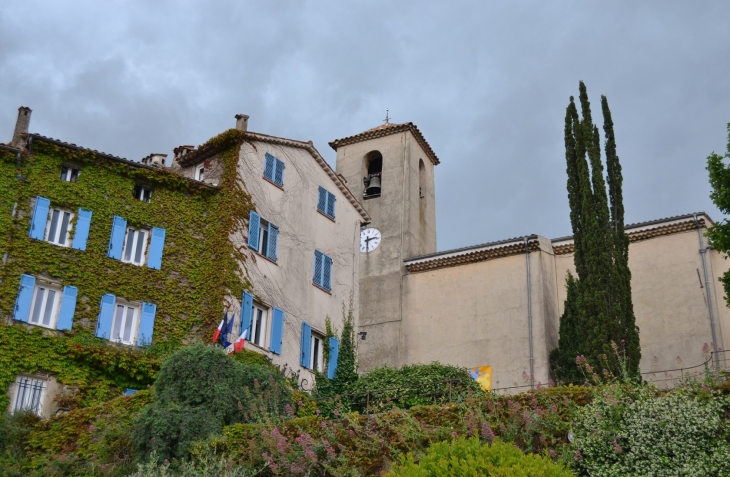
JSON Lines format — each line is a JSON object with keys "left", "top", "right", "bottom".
{"left": 383, "top": 109, "right": 390, "bottom": 124}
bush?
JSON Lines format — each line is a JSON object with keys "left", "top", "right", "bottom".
{"left": 346, "top": 362, "right": 483, "bottom": 410}
{"left": 571, "top": 383, "right": 730, "bottom": 476}
{"left": 385, "top": 437, "right": 574, "bottom": 476}
{"left": 130, "top": 451, "right": 264, "bottom": 477}
{"left": 133, "top": 344, "right": 292, "bottom": 461}
{"left": 0, "top": 410, "right": 40, "bottom": 463}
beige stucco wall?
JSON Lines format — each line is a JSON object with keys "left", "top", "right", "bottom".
{"left": 222, "top": 140, "right": 362, "bottom": 386}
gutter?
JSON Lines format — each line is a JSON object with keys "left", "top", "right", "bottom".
{"left": 694, "top": 213, "right": 720, "bottom": 367}
{"left": 0, "top": 144, "right": 21, "bottom": 168}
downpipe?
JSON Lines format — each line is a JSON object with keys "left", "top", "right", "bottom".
{"left": 694, "top": 213, "right": 720, "bottom": 368}
{"left": 525, "top": 236, "right": 535, "bottom": 389}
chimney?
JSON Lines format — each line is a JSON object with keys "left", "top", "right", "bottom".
{"left": 173, "top": 145, "right": 195, "bottom": 163}
{"left": 141, "top": 153, "right": 167, "bottom": 168}
{"left": 235, "top": 114, "right": 249, "bottom": 132}
{"left": 11, "top": 106, "right": 32, "bottom": 148}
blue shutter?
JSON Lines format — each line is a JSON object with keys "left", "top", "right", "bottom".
{"left": 274, "top": 159, "right": 285, "bottom": 186}
{"left": 137, "top": 302, "right": 156, "bottom": 346}
{"left": 326, "top": 192, "right": 336, "bottom": 218}
{"left": 56, "top": 285, "right": 77, "bottom": 331}
{"left": 267, "top": 223, "right": 279, "bottom": 262}
{"left": 264, "top": 153, "right": 275, "bottom": 181}
{"left": 300, "top": 322, "right": 312, "bottom": 368}
{"left": 240, "top": 291, "right": 253, "bottom": 337}
{"left": 13, "top": 274, "right": 36, "bottom": 322}
{"left": 270, "top": 307, "right": 284, "bottom": 354}
{"left": 313, "top": 250, "right": 323, "bottom": 286}
{"left": 248, "top": 211, "right": 260, "bottom": 250}
{"left": 323, "top": 255, "right": 333, "bottom": 291}
{"left": 29, "top": 196, "right": 50, "bottom": 240}
{"left": 71, "top": 208, "right": 92, "bottom": 251}
{"left": 147, "top": 227, "right": 166, "bottom": 270}
{"left": 107, "top": 216, "right": 127, "bottom": 260}
{"left": 317, "top": 187, "right": 327, "bottom": 213}
{"left": 327, "top": 337, "right": 340, "bottom": 379}
{"left": 95, "top": 294, "right": 116, "bottom": 339}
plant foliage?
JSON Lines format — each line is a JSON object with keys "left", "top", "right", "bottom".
{"left": 706, "top": 123, "right": 730, "bottom": 313}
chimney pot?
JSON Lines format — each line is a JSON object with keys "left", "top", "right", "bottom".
{"left": 141, "top": 153, "right": 167, "bottom": 168}
{"left": 235, "top": 114, "right": 249, "bottom": 132}
{"left": 11, "top": 106, "right": 32, "bottom": 149}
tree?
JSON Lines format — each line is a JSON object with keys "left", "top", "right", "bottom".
{"left": 313, "top": 296, "right": 359, "bottom": 400}
{"left": 553, "top": 82, "right": 640, "bottom": 380}
{"left": 706, "top": 124, "right": 730, "bottom": 309}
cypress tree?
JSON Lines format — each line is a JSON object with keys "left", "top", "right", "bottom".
{"left": 554, "top": 82, "right": 640, "bottom": 380}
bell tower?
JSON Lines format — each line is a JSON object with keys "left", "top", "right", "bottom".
{"left": 331, "top": 122, "right": 439, "bottom": 370}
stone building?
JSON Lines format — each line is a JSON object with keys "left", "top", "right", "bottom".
{"left": 332, "top": 121, "right": 730, "bottom": 391}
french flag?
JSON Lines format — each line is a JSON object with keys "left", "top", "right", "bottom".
{"left": 212, "top": 314, "right": 227, "bottom": 343}
{"left": 233, "top": 329, "right": 248, "bottom": 353}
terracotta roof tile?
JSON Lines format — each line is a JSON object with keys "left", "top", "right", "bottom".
{"left": 329, "top": 122, "right": 440, "bottom": 165}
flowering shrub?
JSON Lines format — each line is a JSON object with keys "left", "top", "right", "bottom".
{"left": 384, "top": 437, "right": 574, "bottom": 476}
{"left": 571, "top": 383, "right": 730, "bottom": 476}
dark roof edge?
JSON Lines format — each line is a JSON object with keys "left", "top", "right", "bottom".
{"left": 0, "top": 144, "right": 21, "bottom": 154}
{"left": 28, "top": 134, "right": 215, "bottom": 189}
{"left": 328, "top": 122, "right": 440, "bottom": 165}
{"left": 551, "top": 212, "right": 712, "bottom": 243}
{"left": 404, "top": 234, "right": 538, "bottom": 263}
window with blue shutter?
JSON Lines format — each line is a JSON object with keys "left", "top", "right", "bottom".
{"left": 313, "top": 250, "right": 324, "bottom": 287}
{"left": 95, "top": 294, "right": 116, "bottom": 339}
{"left": 107, "top": 216, "right": 127, "bottom": 260}
{"left": 147, "top": 227, "right": 166, "bottom": 270}
{"left": 300, "top": 322, "right": 312, "bottom": 368}
{"left": 137, "top": 302, "right": 156, "bottom": 346}
{"left": 56, "top": 286, "right": 77, "bottom": 331}
{"left": 317, "top": 187, "right": 336, "bottom": 219}
{"left": 29, "top": 197, "right": 50, "bottom": 240}
{"left": 248, "top": 211, "right": 260, "bottom": 250}
{"left": 323, "top": 255, "right": 333, "bottom": 291}
{"left": 13, "top": 274, "right": 36, "bottom": 322}
{"left": 264, "top": 153, "right": 285, "bottom": 187}
{"left": 240, "top": 291, "right": 253, "bottom": 336}
{"left": 270, "top": 307, "right": 284, "bottom": 355}
{"left": 266, "top": 224, "right": 279, "bottom": 262}
{"left": 71, "top": 209, "right": 92, "bottom": 251}
{"left": 327, "top": 337, "right": 340, "bottom": 379}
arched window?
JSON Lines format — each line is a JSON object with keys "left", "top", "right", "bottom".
{"left": 363, "top": 151, "right": 383, "bottom": 199}
{"left": 419, "top": 159, "right": 426, "bottom": 199}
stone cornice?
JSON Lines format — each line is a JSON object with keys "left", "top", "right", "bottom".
{"left": 328, "top": 122, "right": 440, "bottom": 166}
{"left": 405, "top": 236, "right": 539, "bottom": 273}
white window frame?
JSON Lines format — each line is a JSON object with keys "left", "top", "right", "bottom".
{"left": 28, "top": 282, "right": 62, "bottom": 329}
{"left": 310, "top": 332, "right": 325, "bottom": 372}
{"left": 110, "top": 299, "right": 140, "bottom": 346}
{"left": 195, "top": 164, "right": 206, "bottom": 181}
{"left": 135, "top": 186, "right": 152, "bottom": 203}
{"left": 60, "top": 165, "right": 80, "bottom": 182}
{"left": 44, "top": 208, "right": 74, "bottom": 247}
{"left": 249, "top": 303, "right": 268, "bottom": 348}
{"left": 121, "top": 227, "right": 149, "bottom": 266}
{"left": 257, "top": 218, "right": 270, "bottom": 257}
{"left": 11, "top": 375, "right": 46, "bottom": 416}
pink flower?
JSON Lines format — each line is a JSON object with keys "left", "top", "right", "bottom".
{"left": 613, "top": 440, "right": 622, "bottom": 454}
{"left": 549, "top": 449, "right": 556, "bottom": 458}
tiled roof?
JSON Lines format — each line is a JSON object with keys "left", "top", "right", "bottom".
{"left": 329, "top": 122, "right": 441, "bottom": 165}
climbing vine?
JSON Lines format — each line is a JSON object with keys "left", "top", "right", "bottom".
{"left": 0, "top": 129, "right": 253, "bottom": 410}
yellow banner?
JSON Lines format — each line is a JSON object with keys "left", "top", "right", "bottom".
{"left": 469, "top": 366, "right": 492, "bottom": 391}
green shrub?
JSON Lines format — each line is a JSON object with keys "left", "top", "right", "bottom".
{"left": 130, "top": 451, "right": 265, "bottom": 477}
{"left": 347, "top": 362, "right": 482, "bottom": 410}
{"left": 0, "top": 410, "right": 40, "bottom": 464}
{"left": 385, "top": 437, "right": 573, "bottom": 476}
{"left": 133, "top": 344, "right": 292, "bottom": 461}
{"left": 571, "top": 383, "right": 730, "bottom": 476}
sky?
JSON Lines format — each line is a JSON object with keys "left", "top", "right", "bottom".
{"left": 1, "top": 1, "right": 729, "bottom": 252}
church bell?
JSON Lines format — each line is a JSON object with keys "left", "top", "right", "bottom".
{"left": 366, "top": 175, "right": 381, "bottom": 196}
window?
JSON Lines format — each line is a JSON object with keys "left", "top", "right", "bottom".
{"left": 134, "top": 185, "right": 152, "bottom": 203}
{"left": 249, "top": 304, "right": 268, "bottom": 348}
{"left": 310, "top": 332, "right": 324, "bottom": 372}
{"left": 248, "top": 211, "right": 279, "bottom": 262}
{"left": 195, "top": 164, "right": 206, "bottom": 181}
{"left": 241, "top": 291, "right": 284, "bottom": 353}
{"left": 122, "top": 228, "right": 148, "bottom": 266}
{"left": 317, "top": 186, "right": 336, "bottom": 219}
{"left": 45, "top": 208, "right": 74, "bottom": 247}
{"left": 29, "top": 283, "right": 61, "bottom": 329}
{"left": 264, "top": 152, "right": 285, "bottom": 187}
{"left": 111, "top": 302, "right": 139, "bottom": 345}
{"left": 313, "top": 250, "right": 333, "bottom": 292}
{"left": 12, "top": 376, "right": 45, "bottom": 416}
{"left": 60, "top": 165, "right": 80, "bottom": 182}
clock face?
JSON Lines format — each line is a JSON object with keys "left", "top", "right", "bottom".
{"left": 360, "top": 228, "right": 381, "bottom": 253}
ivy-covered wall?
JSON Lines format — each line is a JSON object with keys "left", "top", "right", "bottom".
{"left": 0, "top": 130, "right": 253, "bottom": 411}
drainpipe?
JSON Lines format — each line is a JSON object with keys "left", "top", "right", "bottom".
{"left": 694, "top": 213, "right": 720, "bottom": 367}
{"left": 524, "top": 236, "right": 535, "bottom": 389}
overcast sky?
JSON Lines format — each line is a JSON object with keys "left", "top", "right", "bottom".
{"left": 1, "top": 1, "right": 728, "bottom": 252}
